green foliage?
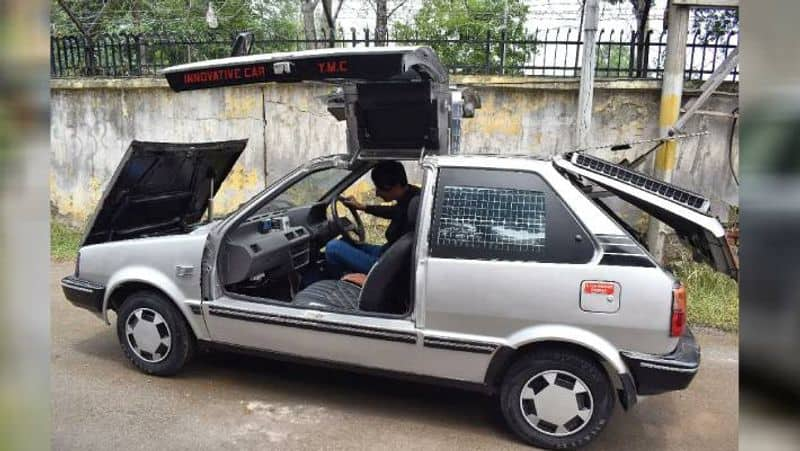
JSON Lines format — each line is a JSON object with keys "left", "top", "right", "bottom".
{"left": 596, "top": 41, "right": 632, "bottom": 76}
{"left": 50, "top": 0, "right": 300, "bottom": 38}
{"left": 691, "top": 8, "right": 739, "bottom": 42}
{"left": 672, "top": 260, "right": 739, "bottom": 332}
{"left": 51, "top": 220, "right": 82, "bottom": 262}
{"left": 392, "top": 0, "right": 531, "bottom": 75}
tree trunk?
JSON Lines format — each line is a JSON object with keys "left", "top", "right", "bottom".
{"left": 632, "top": 0, "right": 653, "bottom": 77}
{"left": 301, "top": 0, "right": 319, "bottom": 49}
{"left": 375, "top": 0, "right": 388, "bottom": 46}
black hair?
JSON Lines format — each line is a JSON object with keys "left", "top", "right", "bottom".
{"left": 371, "top": 161, "right": 407, "bottom": 189}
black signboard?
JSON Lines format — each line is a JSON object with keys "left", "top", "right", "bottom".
{"left": 165, "top": 53, "right": 410, "bottom": 92}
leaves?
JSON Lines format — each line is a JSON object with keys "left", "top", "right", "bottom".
{"left": 51, "top": 0, "right": 301, "bottom": 39}
{"left": 691, "top": 8, "right": 739, "bottom": 43}
{"left": 392, "top": 0, "right": 531, "bottom": 74}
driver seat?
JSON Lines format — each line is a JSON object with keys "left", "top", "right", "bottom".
{"left": 293, "top": 196, "right": 419, "bottom": 314}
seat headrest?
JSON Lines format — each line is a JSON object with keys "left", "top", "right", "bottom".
{"left": 407, "top": 194, "right": 420, "bottom": 227}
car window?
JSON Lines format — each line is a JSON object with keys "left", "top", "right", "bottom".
{"left": 429, "top": 168, "right": 595, "bottom": 263}
{"left": 260, "top": 167, "right": 352, "bottom": 213}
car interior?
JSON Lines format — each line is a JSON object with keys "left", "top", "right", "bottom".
{"left": 217, "top": 161, "right": 421, "bottom": 318}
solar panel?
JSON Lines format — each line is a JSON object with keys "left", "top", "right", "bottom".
{"left": 435, "top": 186, "right": 546, "bottom": 253}
{"left": 568, "top": 152, "right": 711, "bottom": 213}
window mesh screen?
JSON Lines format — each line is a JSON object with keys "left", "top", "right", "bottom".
{"left": 434, "top": 186, "right": 546, "bottom": 252}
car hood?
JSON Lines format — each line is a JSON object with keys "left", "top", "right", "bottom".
{"left": 82, "top": 140, "right": 247, "bottom": 246}
{"left": 554, "top": 152, "right": 738, "bottom": 279}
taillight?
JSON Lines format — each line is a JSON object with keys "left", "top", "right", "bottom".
{"left": 670, "top": 283, "right": 687, "bottom": 337}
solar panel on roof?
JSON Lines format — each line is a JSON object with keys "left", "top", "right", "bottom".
{"left": 568, "top": 152, "right": 711, "bottom": 214}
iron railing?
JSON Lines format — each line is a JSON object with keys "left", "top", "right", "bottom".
{"left": 50, "top": 28, "right": 739, "bottom": 81}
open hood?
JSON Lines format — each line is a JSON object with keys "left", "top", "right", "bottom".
{"left": 82, "top": 140, "right": 247, "bottom": 246}
{"left": 554, "top": 152, "right": 738, "bottom": 279}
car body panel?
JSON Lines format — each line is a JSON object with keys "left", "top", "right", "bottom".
{"left": 161, "top": 46, "right": 448, "bottom": 90}
{"left": 419, "top": 156, "right": 676, "bottom": 355}
{"left": 554, "top": 153, "right": 737, "bottom": 278}
{"left": 161, "top": 48, "right": 470, "bottom": 160}
{"left": 78, "top": 230, "right": 210, "bottom": 340}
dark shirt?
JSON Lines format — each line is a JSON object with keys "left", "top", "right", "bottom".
{"left": 364, "top": 185, "right": 421, "bottom": 251}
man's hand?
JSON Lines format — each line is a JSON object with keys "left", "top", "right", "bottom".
{"left": 339, "top": 195, "right": 365, "bottom": 211}
{"left": 341, "top": 273, "right": 367, "bottom": 287}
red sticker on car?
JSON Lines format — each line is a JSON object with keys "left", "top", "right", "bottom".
{"left": 583, "top": 282, "right": 615, "bottom": 295}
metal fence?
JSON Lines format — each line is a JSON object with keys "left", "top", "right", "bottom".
{"left": 50, "top": 28, "right": 739, "bottom": 81}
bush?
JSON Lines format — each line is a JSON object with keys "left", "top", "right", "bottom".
{"left": 672, "top": 260, "right": 739, "bottom": 332}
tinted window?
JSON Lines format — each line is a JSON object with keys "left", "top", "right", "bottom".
{"left": 429, "top": 168, "right": 595, "bottom": 263}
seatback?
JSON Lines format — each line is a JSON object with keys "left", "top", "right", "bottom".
{"left": 359, "top": 195, "right": 420, "bottom": 313}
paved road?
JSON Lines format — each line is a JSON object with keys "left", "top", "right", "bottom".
{"left": 51, "top": 261, "right": 738, "bottom": 450}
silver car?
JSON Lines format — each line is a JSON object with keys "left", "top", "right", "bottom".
{"left": 61, "top": 47, "right": 736, "bottom": 449}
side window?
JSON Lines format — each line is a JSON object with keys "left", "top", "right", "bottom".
{"left": 429, "top": 168, "right": 595, "bottom": 263}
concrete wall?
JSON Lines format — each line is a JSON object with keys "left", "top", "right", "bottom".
{"left": 50, "top": 77, "right": 738, "bottom": 227}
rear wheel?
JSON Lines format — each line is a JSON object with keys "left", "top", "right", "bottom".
{"left": 500, "top": 349, "right": 614, "bottom": 449}
{"left": 115, "top": 290, "right": 194, "bottom": 376}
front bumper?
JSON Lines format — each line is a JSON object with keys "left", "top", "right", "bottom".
{"left": 621, "top": 329, "right": 701, "bottom": 396}
{"left": 61, "top": 276, "right": 105, "bottom": 314}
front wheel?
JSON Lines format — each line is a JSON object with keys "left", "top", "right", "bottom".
{"left": 116, "top": 290, "right": 194, "bottom": 376}
{"left": 500, "top": 349, "right": 615, "bottom": 449}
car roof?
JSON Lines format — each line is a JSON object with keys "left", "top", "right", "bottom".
{"left": 424, "top": 154, "right": 553, "bottom": 170}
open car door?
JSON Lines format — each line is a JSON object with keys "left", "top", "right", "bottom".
{"left": 554, "top": 152, "right": 738, "bottom": 279}
{"left": 161, "top": 47, "right": 479, "bottom": 159}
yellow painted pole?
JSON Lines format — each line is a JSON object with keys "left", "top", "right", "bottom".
{"left": 647, "top": 3, "right": 690, "bottom": 262}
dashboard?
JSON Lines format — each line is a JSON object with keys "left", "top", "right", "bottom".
{"left": 219, "top": 202, "right": 332, "bottom": 285}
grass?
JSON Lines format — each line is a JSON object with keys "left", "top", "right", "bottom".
{"left": 672, "top": 259, "right": 739, "bottom": 332}
{"left": 50, "top": 220, "right": 82, "bottom": 262}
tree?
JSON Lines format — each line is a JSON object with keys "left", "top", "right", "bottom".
{"left": 691, "top": 7, "right": 738, "bottom": 42}
{"left": 299, "top": 0, "right": 344, "bottom": 49}
{"left": 51, "top": 0, "right": 300, "bottom": 38}
{"left": 604, "top": 0, "right": 653, "bottom": 77}
{"left": 393, "top": 0, "right": 530, "bottom": 75}
{"left": 366, "top": 0, "right": 409, "bottom": 46}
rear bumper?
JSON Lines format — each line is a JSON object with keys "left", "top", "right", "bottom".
{"left": 621, "top": 329, "right": 701, "bottom": 396}
{"left": 61, "top": 276, "right": 105, "bottom": 315}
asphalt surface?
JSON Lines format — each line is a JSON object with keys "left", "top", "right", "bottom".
{"left": 51, "top": 261, "right": 738, "bottom": 450}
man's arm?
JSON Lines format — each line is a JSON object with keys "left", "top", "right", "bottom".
{"left": 341, "top": 196, "right": 395, "bottom": 219}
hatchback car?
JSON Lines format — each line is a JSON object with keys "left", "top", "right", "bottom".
{"left": 62, "top": 47, "right": 736, "bottom": 449}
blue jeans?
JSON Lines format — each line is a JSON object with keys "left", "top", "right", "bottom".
{"left": 325, "top": 239, "right": 383, "bottom": 278}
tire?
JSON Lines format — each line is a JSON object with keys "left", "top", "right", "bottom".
{"left": 115, "top": 290, "right": 195, "bottom": 376}
{"left": 499, "top": 349, "right": 615, "bottom": 450}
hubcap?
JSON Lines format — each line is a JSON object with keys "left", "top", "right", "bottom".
{"left": 519, "top": 370, "right": 594, "bottom": 437}
{"left": 125, "top": 308, "right": 172, "bottom": 363}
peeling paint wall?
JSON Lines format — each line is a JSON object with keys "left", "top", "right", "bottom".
{"left": 50, "top": 78, "right": 738, "bottom": 227}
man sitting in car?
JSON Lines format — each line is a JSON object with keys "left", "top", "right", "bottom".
{"left": 325, "top": 161, "right": 420, "bottom": 285}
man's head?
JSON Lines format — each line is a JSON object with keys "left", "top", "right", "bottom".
{"left": 371, "top": 161, "right": 408, "bottom": 201}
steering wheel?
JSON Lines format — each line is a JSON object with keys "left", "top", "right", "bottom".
{"left": 330, "top": 196, "right": 367, "bottom": 245}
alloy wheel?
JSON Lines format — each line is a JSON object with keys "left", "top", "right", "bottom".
{"left": 518, "top": 369, "right": 595, "bottom": 437}
{"left": 125, "top": 307, "right": 172, "bottom": 363}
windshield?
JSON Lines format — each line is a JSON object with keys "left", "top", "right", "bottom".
{"left": 259, "top": 167, "right": 352, "bottom": 213}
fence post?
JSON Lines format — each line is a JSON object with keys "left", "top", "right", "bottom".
{"left": 628, "top": 31, "right": 636, "bottom": 77}
{"left": 484, "top": 30, "right": 492, "bottom": 74}
{"left": 499, "top": 30, "right": 506, "bottom": 75}
{"left": 50, "top": 36, "right": 57, "bottom": 76}
{"left": 364, "top": 28, "right": 370, "bottom": 47}
{"left": 640, "top": 30, "right": 653, "bottom": 78}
